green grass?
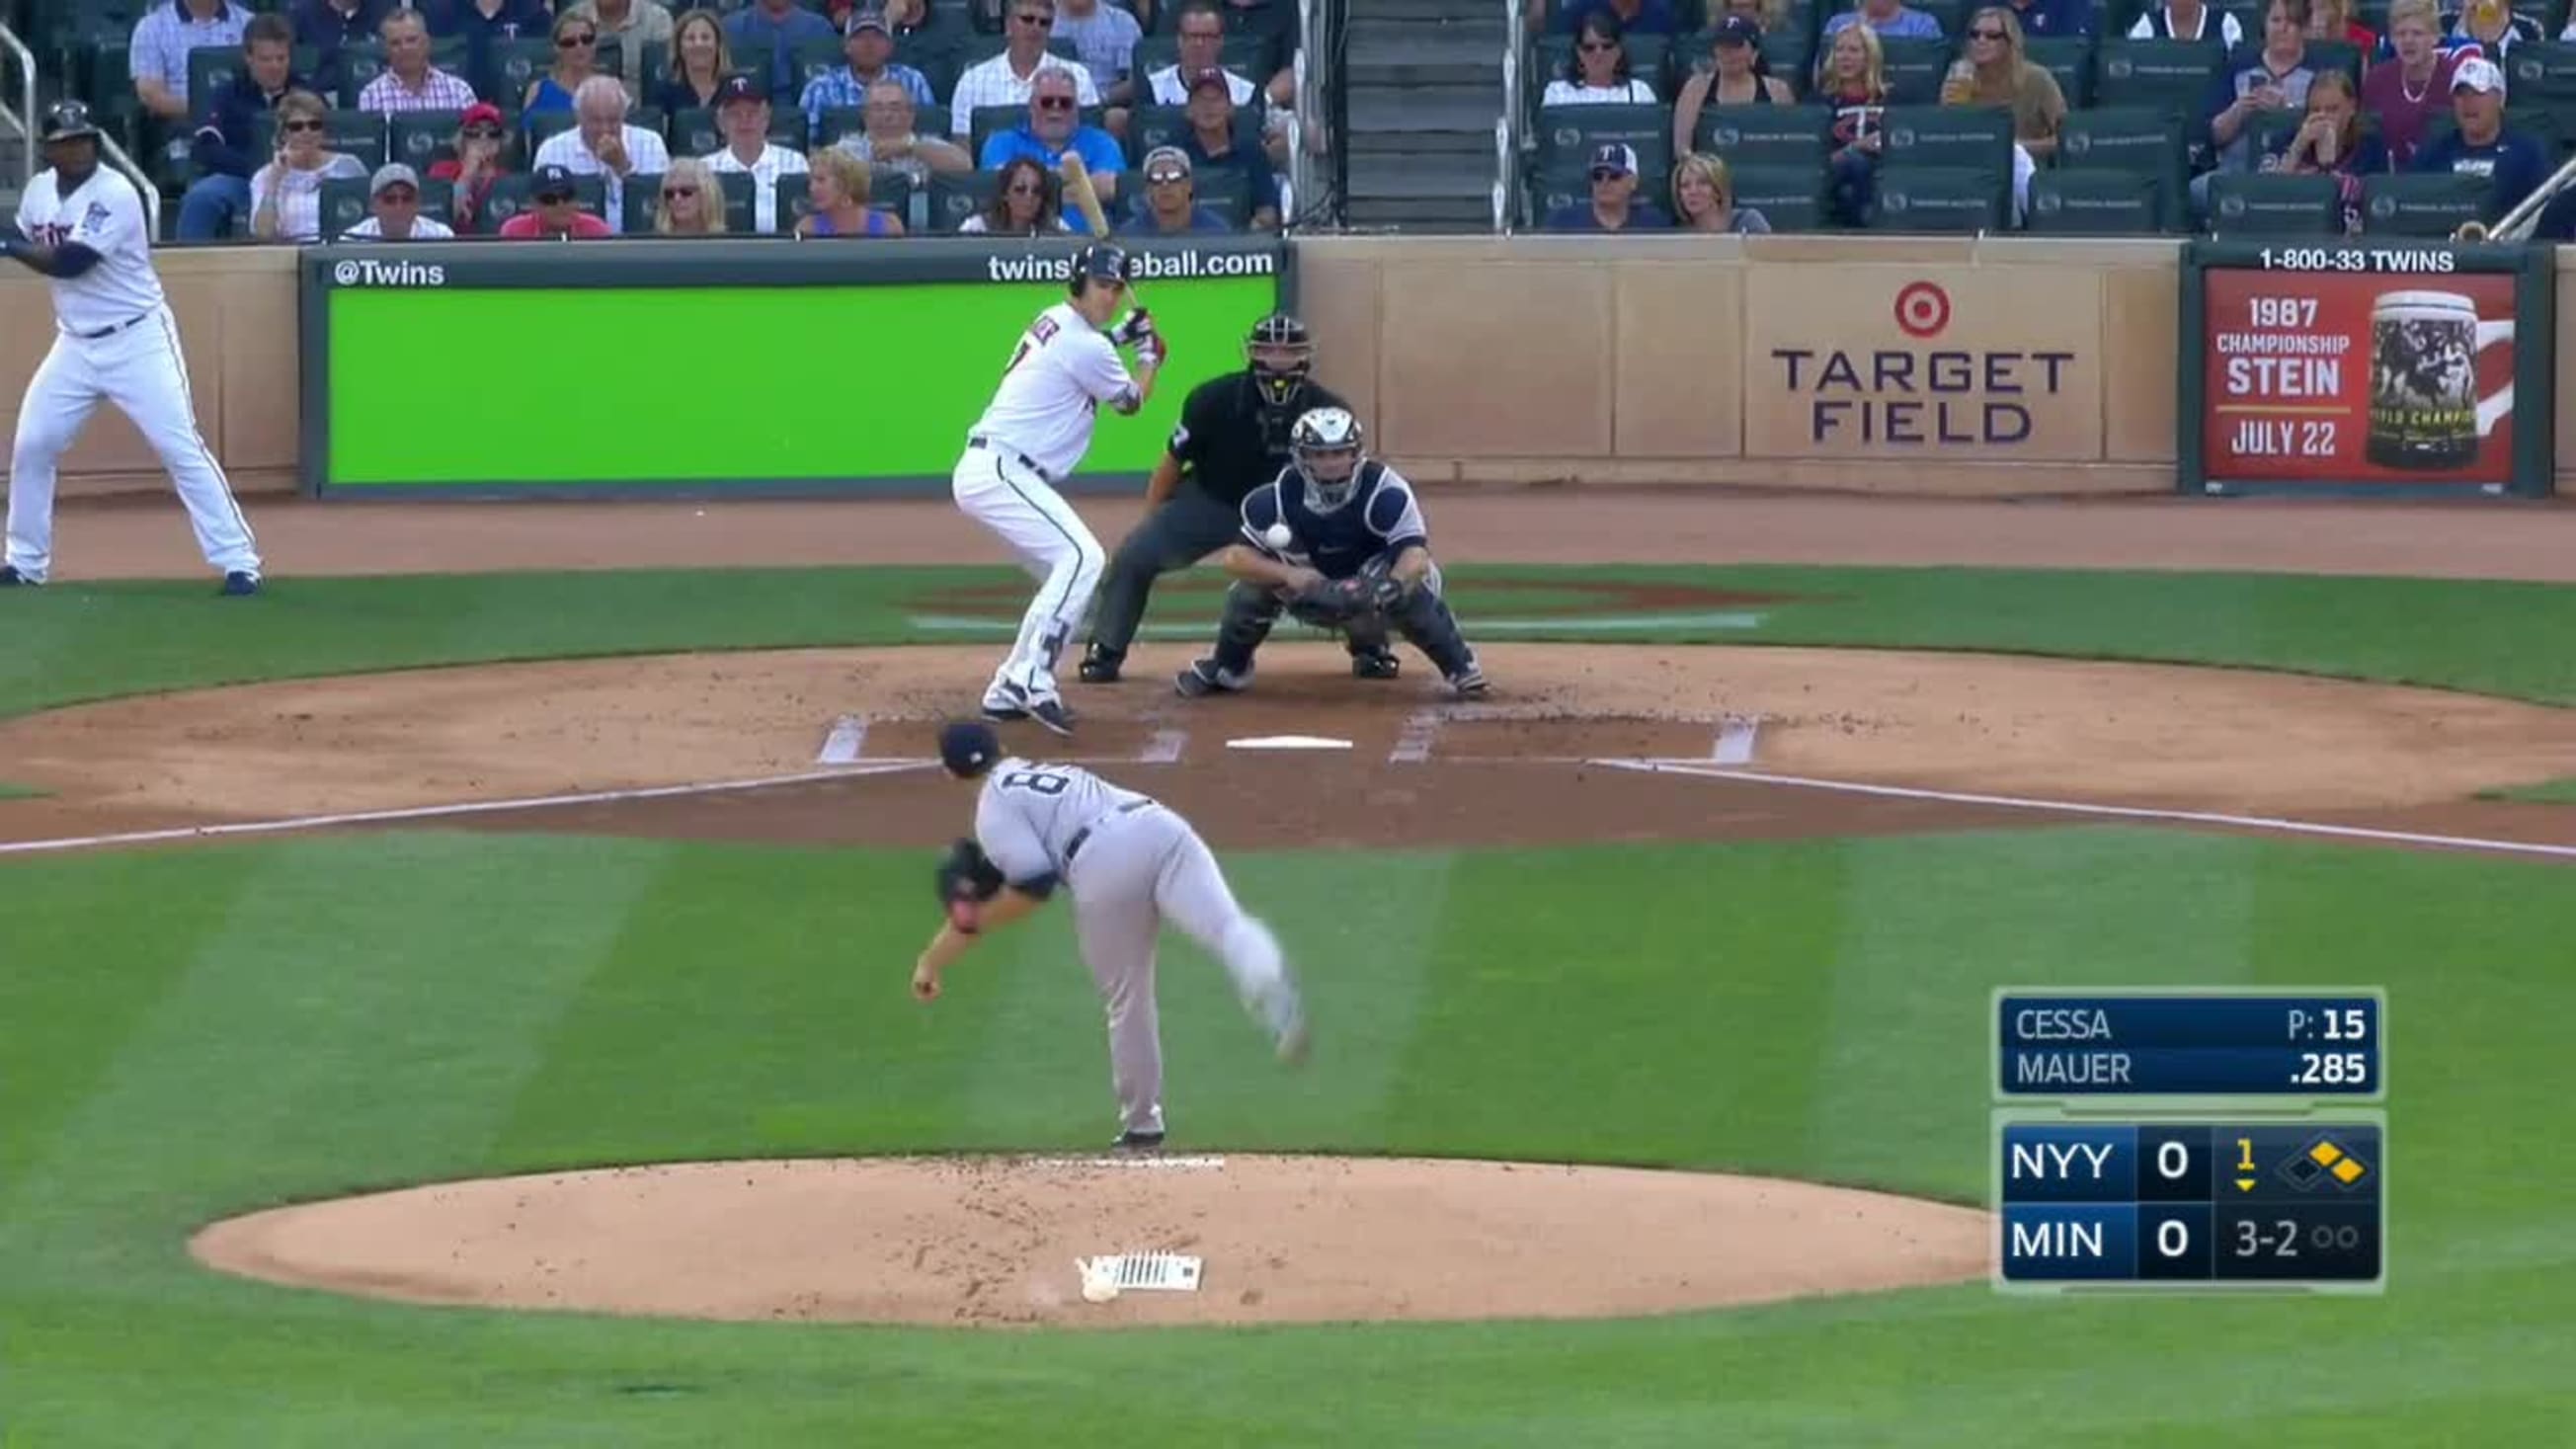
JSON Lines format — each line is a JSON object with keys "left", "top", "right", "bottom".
{"left": 0, "top": 780, "right": 45, "bottom": 800}
{"left": 3, "top": 827, "right": 2571, "bottom": 1445}
{"left": 2480, "top": 774, "right": 2576, "bottom": 804}
{"left": 5, "top": 563, "right": 2576, "bottom": 718}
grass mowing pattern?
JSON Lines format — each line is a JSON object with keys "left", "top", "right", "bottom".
{"left": 2, "top": 826, "right": 2570, "bottom": 1444}
{"left": 3, "top": 564, "right": 2576, "bottom": 718}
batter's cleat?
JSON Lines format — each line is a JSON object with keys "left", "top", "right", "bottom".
{"left": 1349, "top": 645, "right": 1401, "bottom": 681}
{"left": 219, "top": 571, "right": 260, "bottom": 597}
{"left": 1112, "top": 1129, "right": 1167, "bottom": 1153}
{"left": 1265, "top": 971, "right": 1311, "bottom": 1068}
{"left": 0, "top": 565, "right": 38, "bottom": 587}
{"left": 1029, "top": 696, "right": 1077, "bottom": 737}
{"left": 1446, "top": 665, "right": 1489, "bottom": 699}
{"left": 1173, "top": 659, "right": 1249, "bottom": 697}
{"left": 1076, "top": 646, "right": 1123, "bottom": 684}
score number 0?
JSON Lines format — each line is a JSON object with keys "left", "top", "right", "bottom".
{"left": 2148, "top": 1138, "right": 2199, "bottom": 1260}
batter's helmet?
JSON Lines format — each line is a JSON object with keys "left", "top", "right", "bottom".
{"left": 1246, "top": 312, "right": 1315, "bottom": 407}
{"left": 1068, "top": 242, "right": 1132, "bottom": 294}
{"left": 40, "top": 99, "right": 102, "bottom": 145}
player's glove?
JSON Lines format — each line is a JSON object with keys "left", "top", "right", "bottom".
{"left": 1134, "top": 333, "right": 1167, "bottom": 368}
{"left": 1110, "top": 307, "right": 1155, "bottom": 347}
{"left": 933, "top": 838, "right": 1006, "bottom": 934}
{"left": 1287, "top": 574, "right": 1375, "bottom": 629}
{"left": 1354, "top": 552, "right": 1414, "bottom": 613}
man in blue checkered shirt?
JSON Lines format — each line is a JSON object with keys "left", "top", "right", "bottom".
{"left": 800, "top": 10, "right": 935, "bottom": 143}
{"left": 130, "top": 0, "right": 255, "bottom": 128}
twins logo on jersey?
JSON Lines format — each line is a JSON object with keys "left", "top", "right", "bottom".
{"left": 1241, "top": 460, "right": 1426, "bottom": 580}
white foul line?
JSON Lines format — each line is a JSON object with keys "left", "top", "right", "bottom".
{"left": 0, "top": 761, "right": 932, "bottom": 859}
{"left": 1389, "top": 709, "right": 1443, "bottom": 764}
{"left": 1138, "top": 729, "right": 1188, "bottom": 764}
{"left": 817, "top": 715, "right": 869, "bottom": 765}
{"left": 1713, "top": 716, "right": 1760, "bottom": 765}
{"left": 1586, "top": 759, "right": 2576, "bottom": 861}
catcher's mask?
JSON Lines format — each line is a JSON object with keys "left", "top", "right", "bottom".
{"left": 1292, "top": 407, "right": 1364, "bottom": 512}
{"left": 1246, "top": 311, "right": 1314, "bottom": 408}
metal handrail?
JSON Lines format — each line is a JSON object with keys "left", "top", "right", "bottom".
{"left": 1496, "top": 0, "right": 1523, "bottom": 233}
{"left": 1288, "top": 0, "right": 1313, "bottom": 229}
{"left": 97, "top": 129, "right": 162, "bottom": 240}
{"left": 0, "top": 21, "right": 35, "bottom": 193}
{"left": 2457, "top": 148, "right": 2576, "bottom": 242}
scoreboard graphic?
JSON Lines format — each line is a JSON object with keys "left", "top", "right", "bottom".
{"left": 1990, "top": 988, "right": 2387, "bottom": 1295}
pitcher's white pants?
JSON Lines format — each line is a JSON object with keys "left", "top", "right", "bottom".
{"left": 7, "top": 305, "right": 262, "bottom": 584}
{"left": 950, "top": 441, "right": 1103, "bottom": 709}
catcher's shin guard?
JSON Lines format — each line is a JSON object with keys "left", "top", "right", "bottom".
{"left": 1391, "top": 587, "right": 1478, "bottom": 681}
{"left": 1208, "top": 581, "right": 1282, "bottom": 677}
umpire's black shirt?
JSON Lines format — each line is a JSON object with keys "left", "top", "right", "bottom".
{"left": 1167, "top": 371, "right": 1350, "bottom": 508}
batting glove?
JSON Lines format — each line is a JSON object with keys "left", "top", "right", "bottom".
{"left": 1111, "top": 308, "right": 1156, "bottom": 347}
{"left": 1135, "top": 334, "right": 1167, "bottom": 368}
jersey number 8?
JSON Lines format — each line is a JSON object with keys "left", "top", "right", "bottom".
{"left": 1001, "top": 769, "right": 1070, "bottom": 795}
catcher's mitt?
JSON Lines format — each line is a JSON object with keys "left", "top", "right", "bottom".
{"left": 934, "top": 838, "right": 1006, "bottom": 933}
{"left": 1287, "top": 569, "right": 1407, "bottom": 629}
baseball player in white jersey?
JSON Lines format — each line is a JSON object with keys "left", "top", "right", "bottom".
{"left": 3, "top": 102, "right": 263, "bottom": 595}
{"left": 951, "top": 241, "right": 1165, "bottom": 737}
{"left": 914, "top": 719, "right": 1307, "bottom": 1150}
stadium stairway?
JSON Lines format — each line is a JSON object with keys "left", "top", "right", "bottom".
{"left": 1342, "top": 0, "right": 1506, "bottom": 231}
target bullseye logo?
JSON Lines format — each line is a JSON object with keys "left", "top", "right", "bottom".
{"left": 1893, "top": 282, "right": 1951, "bottom": 339}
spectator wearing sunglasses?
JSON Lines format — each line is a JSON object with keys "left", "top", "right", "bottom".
{"left": 1544, "top": 142, "right": 1672, "bottom": 230}
{"left": 1944, "top": 5, "right": 2061, "bottom": 219}
{"left": 428, "top": 101, "right": 513, "bottom": 232}
{"left": 1119, "top": 145, "right": 1230, "bottom": 232}
{"left": 959, "top": 154, "right": 1074, "bottom": 233}
{"left": 249, "top": 89, "right": 368, "bottom": 242}
{"left": 336, "top": 162, "right": 458, "bottom": 239}
{"left": 725, "top": 0, "right": 841, "bottom": 105}
{"left": 527, "top": 10, "right": 610, "bottom": 126}
{"left": 654, "top": 156, "right": 729, "bottom": 234}
{"left": 501, "top": 162, "right": 615, "bottom": 237}
{"left": 950, "top": 0, "right": 1101, "bottom": 139}
{"left": 1545, "top": 13, "right": 1660, "bottom": 104}
{"left": 978, "top": 67, "right": 1123, "bottom": 218}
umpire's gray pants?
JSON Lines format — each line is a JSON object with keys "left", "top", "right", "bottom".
{"left": 1067, "top": 803, "right": 1286, "bottom": 1136}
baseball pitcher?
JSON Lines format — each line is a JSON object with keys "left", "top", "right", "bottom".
{"left": 4, "top": 101, "right": 263, "bottom": 595}
{"left": 914, "top": 719, "right": 1309, "bottom": 1150}
{"left": 1173, "top": 407, "right": 1488, "bottom": 700}
{"left": 949, "top": 242, "right": 1164, "bottom": 737}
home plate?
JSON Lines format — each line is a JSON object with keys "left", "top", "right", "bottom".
{"left": 1226, "top": 735, "right": 1354, "bottom": 751}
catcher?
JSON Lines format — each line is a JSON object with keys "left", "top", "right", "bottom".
{"left": 1173, "top": 407, "right": 1489, "bottom": 699}
{"left": 917, "top": 720, "right": 1309, "bottom": 1151}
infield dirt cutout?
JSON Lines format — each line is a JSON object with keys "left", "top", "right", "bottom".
{"left": 19, "top": 638, "right": 2575, "bottom": 1325}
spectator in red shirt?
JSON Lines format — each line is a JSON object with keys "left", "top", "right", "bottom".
{"left": 2362, "top": 0, "right": 2457, "bottom": 169}
{"left": 500, "top": 163, "right": 614, "bottom": 237}
{"left": 427, "top": 101, "right": 514, "bottom": 232}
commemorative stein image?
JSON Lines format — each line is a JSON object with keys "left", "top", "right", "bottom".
{"left": 2367, "top": 289, "right": 2514, "bottom": 470}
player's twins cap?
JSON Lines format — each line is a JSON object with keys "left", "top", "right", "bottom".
{"left": 938, "top": 721, "right": 1003, "bottom": 775}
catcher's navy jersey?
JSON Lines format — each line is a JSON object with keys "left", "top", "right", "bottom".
{"left": 1238, "top": 460, "right": 1427, "bottom": 580}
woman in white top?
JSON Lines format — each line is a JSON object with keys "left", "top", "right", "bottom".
{"left": 1542, "top": 13, "right": 1660, "bottom": 107}
{"left": 957, "top": 156, "right": 1076, "bottom": 233}
{"left": 251, "top": 90, "right": 367, "bottom": 243}
{"left": 2129, "top": 0, "right": 2244, "bottom": 46}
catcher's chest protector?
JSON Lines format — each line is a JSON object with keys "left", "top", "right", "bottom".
{"left": 1278, "top": 460, "right": 1406, "bottom": 579}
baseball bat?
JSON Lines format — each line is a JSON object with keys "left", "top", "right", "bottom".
{"left": 1057, "top": 152, "right": 1116, "bottom": 254}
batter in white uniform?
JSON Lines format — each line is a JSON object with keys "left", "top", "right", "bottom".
{"left": 951, "top": 241, "right": 1164, "bottom": 737}
{"left": 3, "top": 102, "right": 263, "bottom": 595}
{"left": 912, "top": 719, "right": 1307, "bottom": 1150}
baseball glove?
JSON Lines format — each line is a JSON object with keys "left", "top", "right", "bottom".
{"left": 934, "top": 838, "right": 1006, "bottom": 933}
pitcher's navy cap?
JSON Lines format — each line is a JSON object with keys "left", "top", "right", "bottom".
{"left": 939, "top": 720, "right": 1003, "bottom": 776}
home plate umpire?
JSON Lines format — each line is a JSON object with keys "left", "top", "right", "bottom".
{"left": 1075, "top": 312, "right": 1400, "bottom": 684}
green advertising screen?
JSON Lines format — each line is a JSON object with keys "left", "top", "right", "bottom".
{"left": 302, "top": 238, "right": 1286, "bottom": 495}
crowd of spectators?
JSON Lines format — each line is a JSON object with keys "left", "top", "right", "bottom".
{"left": 1526, "top": 0, "right": 2576, "bottom": 235}
{"left": 109, "top": 0, "right": 1296, "bottom": 243}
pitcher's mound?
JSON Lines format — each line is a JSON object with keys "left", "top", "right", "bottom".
{"left": 189, "top": 1155, "right": 1989, "bottom": 1328}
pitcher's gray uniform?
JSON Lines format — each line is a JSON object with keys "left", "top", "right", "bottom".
{"left": 951, "top": 734, "right": 1305, "bottom": 1143}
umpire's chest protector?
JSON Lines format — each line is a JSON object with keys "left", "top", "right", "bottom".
{"left": 1279, "top": 462, "right": 1409, "bottom": 579}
